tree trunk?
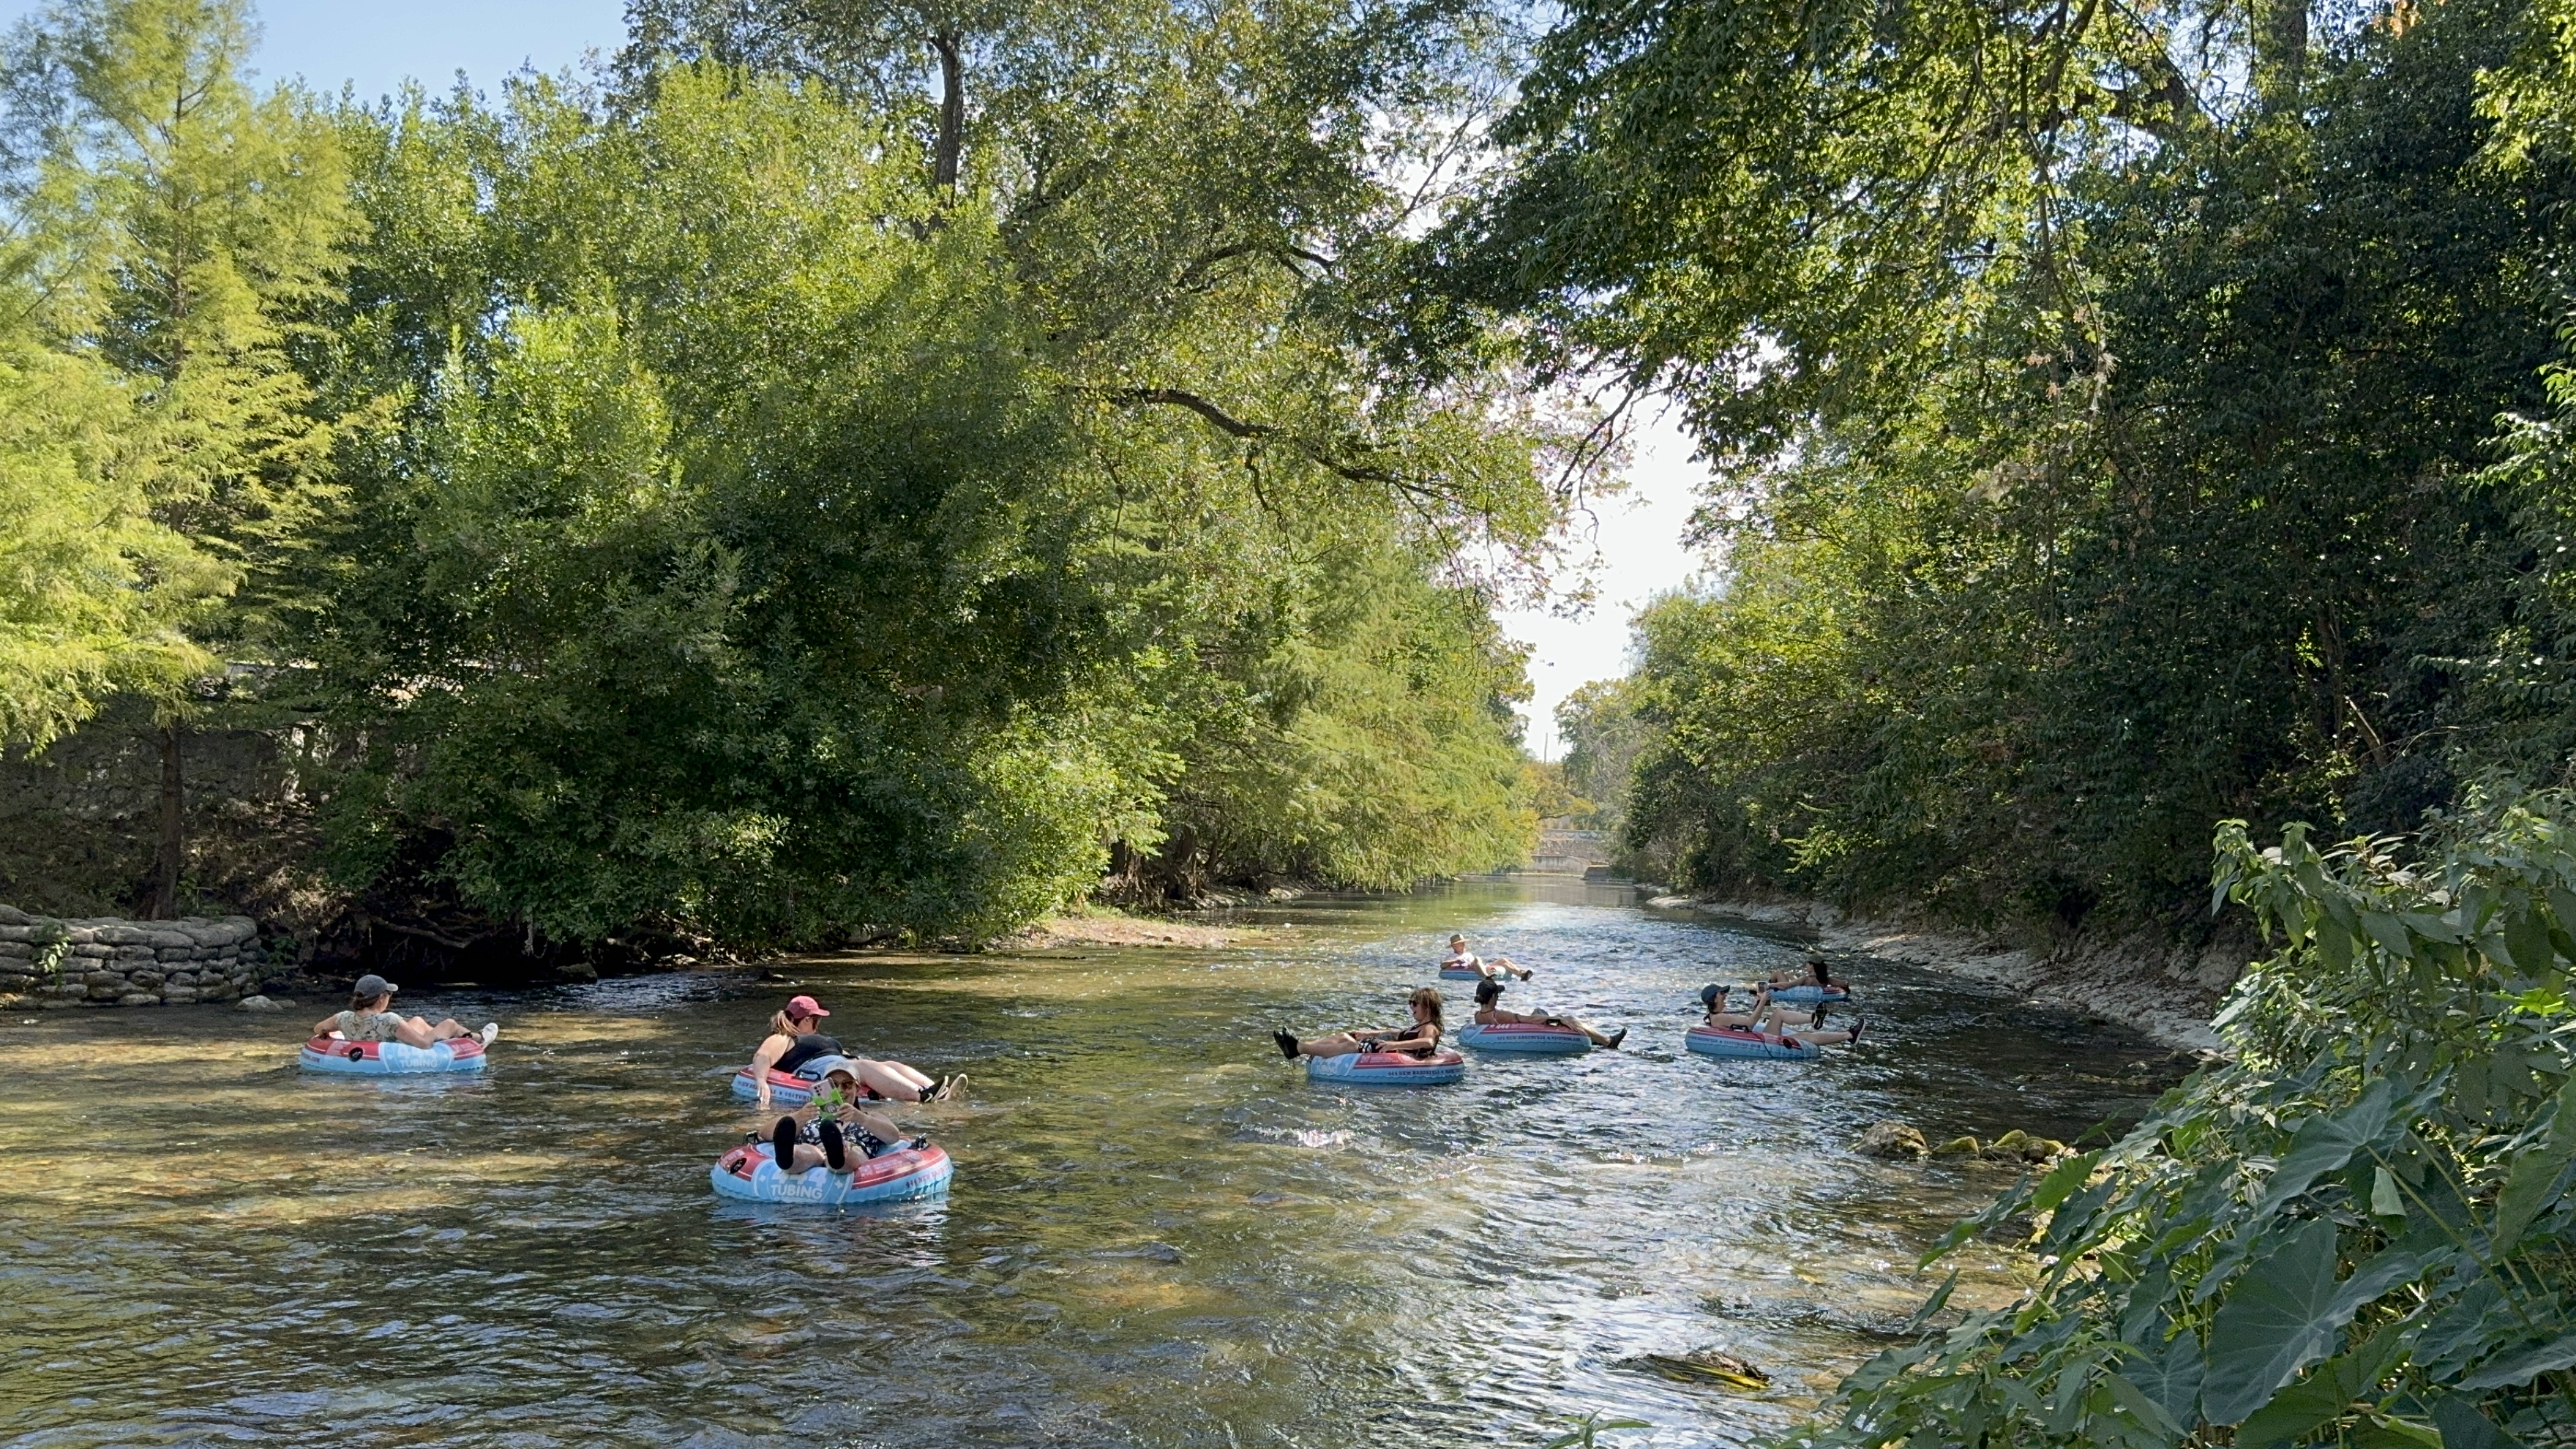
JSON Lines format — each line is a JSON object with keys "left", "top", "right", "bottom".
{"left": 149, "top": 723, "right": 184, "bottom": 919}
{"left": 931, "top": 31, "right": 964, "bottom": 193}
{"left": 2253, "top": 0, "right": 2309, "bottom": 113}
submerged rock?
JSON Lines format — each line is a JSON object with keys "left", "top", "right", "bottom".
{"left": 1620, "top": 1348, "right": 1771, "bottom": 1392}
{"left": 1931, "top": 1135, "right": 1981, "bottom": 1156}
{"left": 1853, "top": 1121, "right": 1929, "bottom": 1159}
{"left": 236, "top": 995, "right": 280, "bottom": 1012}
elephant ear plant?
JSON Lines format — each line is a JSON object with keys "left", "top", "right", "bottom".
{"left": 1776, "top": 793, "right": 2576, "bottom": 1449}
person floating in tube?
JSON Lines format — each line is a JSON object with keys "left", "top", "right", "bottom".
{"left": 1698, "top": 984, "right": 1866, "bottom": 1045}
{"left": 314, "top": 973, "right": 496, "bottom": 1049}
{"left": 1274, "top": 987, "right": 1447, "bottom": 1061}
{"left": 1441, "top": 933, "right": 1532, "bottom": 981}
{"left": 745, "top": 994, "right": 965, "bottom": 1109}
{"left": 1758, "top": 951, "right": 1852, "bottom": 996}
{"left": 1470, "top": 978, "right": 1627, "bottom": 1048}
{"left": 765, "top": 1061, "right": 929, "bottom": 1173}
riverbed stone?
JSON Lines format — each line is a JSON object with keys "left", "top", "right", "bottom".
{"left": 160, "top": 985, "right": 198, "bottom": 1003}
{"left": 1854, "top": 1121, "right": 1930, "bottom": 1159}
{"left": 0, "top": 925, "right": 31, "bottom": 943}
{"left": 116, "top": 991, "right": 160, "bottom": 1006}
{"left": 0, "top": 940, "right": 30, "bottom": 958}
{"left": 127, "top": 969, "right": 164, "bottom": 989}
{"left": 112, "top": 945, "right": 156, "bottom": 962}
{"left": 1931, "top": 1135, "right": 1981, "bottom": 1156}
{"left": 86, "top": 983, "right": 124, "bottom": 1000}
{"left": 236, "top": 995, "right": 280, "bottom": 1012}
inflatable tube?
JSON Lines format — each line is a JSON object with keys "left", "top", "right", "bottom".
{"left": 1455, "top": 1021, "right": 1591, "bottom": 1055}
{"left": 1437, "top": 967, "right": 1488, "bottom": 981}
{"left": 731, "top": 1066, "right": 838, "bottom": 1107}
{"left": 1306, "top": 1049, "right": 1466, "bottom": 1085}
{"left": 299, "top": 1034, "right": 487, "bottom": 1075}
{"left": 1764, "top": 985, "right": 1852, "bottom": 1005}
{"left": 1685, "top": 1025, "right": 1822, "bottom": 1061}
{"left": 709, "top": 1139, "right": 953, "bottom": 1206}
{"left": 730, "top": 1055, "right": 899, "bottom": 1109}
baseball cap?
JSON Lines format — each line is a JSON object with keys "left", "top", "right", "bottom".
{"left": 1699, "top": 983, "right": 1724, "bottom": 1007}
{"left": 787, "top": 994, "right": 830, "bottom": 1018}
{"left": 353, "top": 973, "right": 398, "bottom": 999}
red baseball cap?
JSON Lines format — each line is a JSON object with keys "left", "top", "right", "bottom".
{"left": 787, "top": 995, "right": 830, "bottom": 1018}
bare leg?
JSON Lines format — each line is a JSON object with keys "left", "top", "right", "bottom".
{"left": 846, "top": 1058, "right": 932, "bottom": 1101}
{"left": 409, "top": 1016, "right": 473, "bottom": 1041}
{"left": 1295, "top": 1033, "right": 1367, "bottom": 1059}
{"left": 1552, "top": 1016, "right": 1621, "bottom": 1047}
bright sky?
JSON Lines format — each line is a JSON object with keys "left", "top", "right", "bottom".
{"left": 1, "top": 0, "right": 1713, "bottom": 756}
{"left": 1499, "top": 408, "right": 1712, "bottom": 761}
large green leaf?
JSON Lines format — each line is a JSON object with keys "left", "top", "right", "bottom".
{"left": 2118, "top": 1330, "right": 2204, "bottom": 1434}
{"left": 2103, "top": 1370, "right": 2186, "bottom": 1445}
{"left": 2204, "top": 1224, "right": 2422, "bottom": 1423}
{"left": 2428, "top": 1393, "right": 2526, "bottom": 1449}
{"left": 2235, "top": 1318, "right": 2411, "bottom": 1449}
{"left": 2457, "top": 1330, "right": 2576, "bottom": 1392}
{"left": 2258, "top": 1078, "right": 2411, "bottom": 1213}
{"left": 2493, "top": 1074, "right": 2576, "bottom": 1254}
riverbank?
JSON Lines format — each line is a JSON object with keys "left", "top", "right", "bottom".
{"left": 1646, "top": 893, "right": 2242, "bottom": 1051}
{"left": 1006, "top": 910, "right": 1261, "bottom": 950}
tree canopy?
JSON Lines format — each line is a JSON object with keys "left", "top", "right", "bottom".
{"left": 0, "top": 0, "right": 1583, "bottom": 948}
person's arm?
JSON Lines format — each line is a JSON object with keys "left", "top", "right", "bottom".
{"left": 312, "top": 1013, "right": 339, "bottom": 1038}
{"left": 748, "top": 1035, "right": 788, "bottom": 1109}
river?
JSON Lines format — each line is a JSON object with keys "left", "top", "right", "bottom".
{"left": 0, "top": 879, "right": 2175, "bottom": 1448}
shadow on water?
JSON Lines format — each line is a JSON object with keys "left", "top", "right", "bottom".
{"left": 0, "top": 879, "right": 2173, "bottom": 1448}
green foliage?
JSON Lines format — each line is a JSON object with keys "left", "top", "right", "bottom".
{"left": 0, "top": 0, "right": 346, "bottom": 750}
{"left": 7, "top": 0, "right": 352, "bottom": 652}
{"left": 0, "top": 335, "right": 210, "bottom": 745}
{"left": 1779, "top": 799, "right": 2576, "bottom": 1449}
{"left": 1555, "top": 675, "right": 1644, "bottom": 833}
{"left": 277, "top": 43, "right": 1560, "bottom": 946}
{"left": 1482, "top": 0, "right": 2576, "bottom": 932}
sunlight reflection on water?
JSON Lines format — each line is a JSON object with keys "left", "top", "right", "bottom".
{"left": 0, "top": 879, "right": 2170, "bottom": 1448}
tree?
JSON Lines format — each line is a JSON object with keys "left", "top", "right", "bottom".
{"left": 1429, "top": 0, "right": 2575, "bottom": 935}
{"left": 1, "top": 0, "right": 351, "bottom": 916}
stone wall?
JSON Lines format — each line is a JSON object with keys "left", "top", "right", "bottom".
{"left": 0, "top": 696, "right": 302, "bottom": 920}
{"left": 0, "top": 906, "right": 271, "bottom": 1008}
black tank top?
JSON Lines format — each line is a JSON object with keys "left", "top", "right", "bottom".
{"left": 776, "top": 1032, "right": 845, "bottom": 1074}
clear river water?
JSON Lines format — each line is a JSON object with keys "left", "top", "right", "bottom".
{"left": 0, "top": 879, "right": 2178, "bottom": 1448}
